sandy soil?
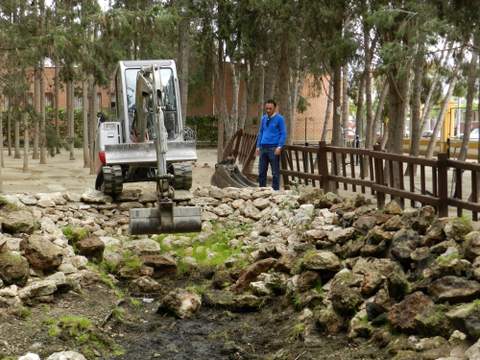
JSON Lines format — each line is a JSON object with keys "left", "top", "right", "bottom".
{"left": 0, "top": 148, "right": 218, "bottom": 194}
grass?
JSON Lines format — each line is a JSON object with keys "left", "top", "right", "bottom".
{"left": 155, "top": 223, "right": 252, "bottom": 273}
{"left": 45, "top": 315, "right": 124, "bottom": 359}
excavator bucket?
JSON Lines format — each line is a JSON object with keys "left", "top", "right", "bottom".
{"left": 211, "top": 159, "right": 257, "bottom": 188}
{"left": 129, "top": 204, "right": 202, "bottom": 235}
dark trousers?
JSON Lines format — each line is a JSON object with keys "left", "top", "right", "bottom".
{"left": 258, "top": 146, "right": 280, "bottom": 190}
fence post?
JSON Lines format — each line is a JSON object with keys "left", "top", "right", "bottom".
{"left": 373, "top": 144, "right": 385, "bottom": 209}
{"left": 318, "top": 141, "right": 333, "bottom": 193}
{"left": 437, "top": 153, "right": 449, "bottom": 217}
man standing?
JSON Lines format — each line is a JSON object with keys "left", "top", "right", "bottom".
{"left": 255, "top": 99, "right": 287, "bottom": 190}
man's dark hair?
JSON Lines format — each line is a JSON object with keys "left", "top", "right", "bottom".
{"left": 265, "top": 99, "right": 277, "bottom": 107}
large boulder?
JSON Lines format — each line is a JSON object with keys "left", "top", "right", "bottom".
{"left": 328, "top": 269, "right": 363, "bottom": 316}
{"left": 0, "top": 251, "right": 29, "bottom": 286}
{"left": 21, "top": 234, "right": 63, "bottom": 272}
{"left": 124, "top": 238, "right": 161, "bottom": 255}
{"left": 387, "top": 292, "right": 434, "bottom": 333}
{"left": 158, "top": 289, "right": 201, "bottom": 319}
{"left": 75, "top": 236, "right": 105, "bottom": 260}
{"left": 444, "top": 217, "right": 473, "bottom": 242}
{"left": 0, "top": 209, "right": 38, "bottom": 234}
{"left": 389, "top": 228, "right": 419, "bottom": 264}
{"left": 447, "top": 302, "right": 480, "bottom": 339}
{"left": 301, "top": 250, "right": 341, "bottom": 272}
{"left": 428, "top": 276, "right": 480, "bottom": 303}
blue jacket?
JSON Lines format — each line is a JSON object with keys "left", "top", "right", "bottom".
{"left": 256, "top": 113, "right": 287, "bottom": 148}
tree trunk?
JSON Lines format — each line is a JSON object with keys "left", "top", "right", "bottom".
{"left": 257, "top": 58, "right": 265, "bottom": 119}
{"left": 238, "top": 63, "right": 249, "bottom": 130}
{"left": 264, "top": 60, "right": 276, "bottom": 101}
{"left": 227, "top": 62, "right": 240, "bottom": 140}
{"left": 54, "top": 63, "right": 60, "bottom": 154}
{"left": 409, "top": 43, "right": 424, "bottom": 159}
{"left": 387, "top": 65, "right": 412, "bottom": 154}
{"left": 82, "top": 80, "right": 90, "bottom": 168}
{"left": 355, "top": 73, "right": 365, "bottom": 143}
{"left": 0, "top": 112, "right": 4, "bottom": 168}
{"left": 278, "top": 38, "right": 291, "bottom": 144}
{"left": 321, "top": 80, "right": 333, "bottom": 142}
{"left": 425, "top": 63, "right": 461, "bottom": 159}
{"left": 88, "top": 76, "right": 97, "bottom": 175}
{"left": 331, "top": 63, "right": 342, "bottom": 146}
{"left": 372, "top": 81, "right": 389, "bottom": 146}
{"left": 289, "top": 45, "right": 302, "bottom": 144}
{"left": 23, "top": 113, "right": 29, "bottom": 172}
{"left": 7, "top": 107, "right": 11, "bottom": 156}
{"left": 14, "top": 112, "right": 21, "bottom": 159}
{"left": 177, "top": 16, "right": 190, "bottom": 127}
{"left": 364, "top": 29, "right": 374, "bottom": 149}
{"left": 66, "top": 80, "right": 75, "bottom": 160}
{"left": 458, "top": 47, "right": 478, "bottom": 161}
{"left": 216, "top": 41, "right": 227, "bottom": 162}
{"left": 33, "top": 66, "right": 40, "bottom": 160}
{"left": 341, "top": 66, "right": 349, "bottom": 146}
{"left": 39, "top": 63, "right": 47, "bottom": 164}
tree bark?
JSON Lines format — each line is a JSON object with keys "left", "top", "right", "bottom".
{"left": 33, "top": 66, "right": 40, "bottom": 160}
{"left": 257, "top": 59, "right": 265, "bottom": 119}
{"left": 227, "top": 62, "right": 240, "bottom": 140}
{"left": 372, "top": 81, "right": 389, "bottom": 146}
{"left": 331, "top": 63, "right": 342, "bottom": 146}
{"left": 238, "top": 63, "right": 249, "bottom": 130}
{"left": 82, "top": 80, "right": 90, "bottom": 168}
{"left": 216, "top": 40, "right": 227, "bottom": 162}
{"left": 0, "top": 112, "right": 4, "bottom": 169}
{"left": 177, "top": 15, "right": 190, "bottom": 127}
{"left": 278, "top": 37, "right": 291, "bottom": 144}
{"left": 425, "top": 61, "right": 462, "bottom": 159}
{"left": 39, "top": 63, "right": 47, "bottom": 164}
{"left": 66, "top": 80, "right": 75, "bottom": 160}
{"left": 23, "top": 113, "right": 29, "bottom": 172}
{"left": 409, "top": 42, "right": 424, "bottom": 159}
{"left": 341, "top": 66, "right": 349, "bottom": 146}
{"left": 7, "top": 107, "right": 11, "bottom": 156}
{"left": 458, "top": 46, "right": 478, "bottom": 161}
{"left": 321, "top": 80, "right": 333, "bottom": 142}
{"left": 54, "top": 63, "right": 60, "bottom": 154}
{"left": 355, "top": 73, "right": 365, "bottom": 143}
{"left": 88, "top": 76, "right": 97, "bottom": 175}
{"left": 364, "top": 28, "right": 374, "bottom": 149}
{"left": 14, "top": 112, "right": 21, "bottom": 159}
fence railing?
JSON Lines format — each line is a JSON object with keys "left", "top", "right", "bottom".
{"left": 280, "top": 141, "right": 480, "bottom": 219}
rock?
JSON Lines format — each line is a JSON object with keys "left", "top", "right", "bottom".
{"left": 464, "top": 231, "right": 480, "bottom": 261}
{"left": 117, "top": 189, "right": 141, "bottom": 202}
{"left": 328, "top": 269, "right": 363, "bottom": 315}
{"left": 353, "top": 215, "right": 377, "bottom": 234}
{"left": 384, "top": 215, "right": 404, "bottom": 231}
{"left": 390, "top": 228, "right": 419, "bottom": 264}
{"left": 444, "top": 217, "right": 473, "bottom": 242}
{"left": 233, "top": 258, "right": 277, "bottom": 292}
{"left": 19, "top": 353, "right": 41, "bottom": 360}
{"left": 327, "top": 227, "right": 356, "bottom": 244}
{"left": 429, "top": 276, "right": 480, "bottom": 303}
{"left": 80, "top": 189, "right": 112, "bottom": 204}
{"left": 447, "top": 302, "right": 480, "bottom": 339}
{"left": 18, "top": 194, "right": 38, "bottom": 206}
{"left": 124, "top": 238, "right": 161, "bottom": 255}
{"left": 212, "top": 204, "right": 234, "bottom": 217}
{"left": 249, "top": 281, "right": 271, "bottom": 296}
{"left": 201, "top": 211, "right": 219, "bottom": 222}
{"left": 130, "top": 276, "right": 162, "bottom": 294}
{"left": 465, "top": 338, "right": 480, "bottom": 359}
{"left": 315, "top": 304, "right": 344, "bottom": 334}
{"left": 385, "top": 201, "right": 403, "bottom": 215}
{"left": 388, "top": 292, "right": 434, "bottom": 333}
{"left": 159, "top": 289, "right": 201, "bottom": 319}
{"left": 318, "top": 192, "right": 342, "bottom": 208}
{"left": 0, "top": 209, "right": 38, "bottom": 234}
{"left": 0, "top": 251, "right": 29, "bottom": 286}
{"left": 99, "top": 236, "right": 121, "bottom": 247}
{"left": 362, "top": 226, "right": 394, "bottom": 256}
{"left": 18, "top": 279, "right": 57, "bottom": 300}
{"left": 242, "top": 202, "right": 262, "bottom": 220}
{"left": 414, "top": 303, "right": 452, "bottom": 337}
{"left": 302, "top": 250, "right": 341, "bottom": 272}
{"left": 75, "top": 236, "right": 105, "bottom": 260}
{"left": 423, "top": 218, "right": 448, "bottom": 245}
{"left": 118, "top": 201, "right": 143, "bottom": 210}
{"left": 413, "top": 336, "right": 451, "bottom": 359}
{"left": 141, "top": 254, "right": 177, "bottom": 276}
{"left": 21, "top": 234, "right": 63, "bottom": 272}
{"left": 297, "top": 271, "right": 320, "bottom": 292}
{"left": 349, "top": 309, "right": 373, "bottom": 339}
{"left": 204, "top": 290, "right": 264, "bottom": 312}
{"left": 46, "top": 351, "right": 87, "bottom": 360}
{"left": 253, "top": 197, "right": 270, "bottom": 210}
{"left": 231, "top": 199, "right": 245, "bottom": 209}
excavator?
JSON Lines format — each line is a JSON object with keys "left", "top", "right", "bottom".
{"left": 94, "top": 60, "right": 201, "bottom": 235}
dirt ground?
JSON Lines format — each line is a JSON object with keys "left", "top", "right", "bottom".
{"left": 0, "top": 148, "right": 218, "bottom": 194}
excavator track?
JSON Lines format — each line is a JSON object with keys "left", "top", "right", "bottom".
{"left": 171, "top": 163, "right": 193, "bottom": 190}
{"left": 102, "top": 165, "right": 123, "bottom": 197}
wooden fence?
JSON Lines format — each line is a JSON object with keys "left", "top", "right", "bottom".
{"left": 223, "top": 130, "right": 480, "bottom": 219}
{"left": 280, "top": 141, "right": 480, "bottom": 219}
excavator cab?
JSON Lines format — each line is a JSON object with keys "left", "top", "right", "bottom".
{"left": 95, "top": 60, "right": 201, "bottom": 235}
